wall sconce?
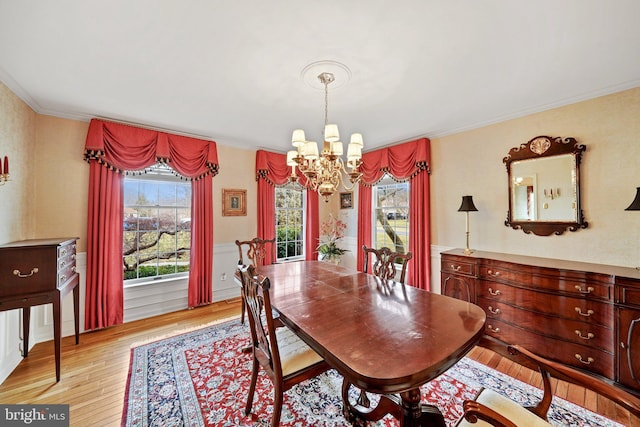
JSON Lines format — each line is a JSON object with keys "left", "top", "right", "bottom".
{"left": 0, "top": 156, "right": 9, "bottom": 185}
{"left": 458, "top": 195, "right": 478, "bottom": 256}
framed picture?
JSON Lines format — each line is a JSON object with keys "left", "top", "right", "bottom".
{"left": 340, "top": 192, "right": 353, "bottom": 209}
{"left": 222, "top": 189, "right": 247, "bottom": 216}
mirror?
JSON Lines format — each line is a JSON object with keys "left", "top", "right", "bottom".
{"left": 504, "top": 136, "right": 587, "bottom": 236}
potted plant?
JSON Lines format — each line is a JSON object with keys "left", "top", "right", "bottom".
{"left": 316, "top": 214, "right": 348, "bottom": 265}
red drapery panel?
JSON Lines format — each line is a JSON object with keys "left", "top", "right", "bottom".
{"left": 356, "top": 138, "right": 431, "bottom": 290}
{"left": 255, "top": 150, "right": 319, "bottom": 262}
{"left": 86, "top": 161, "right": 124, "bottom": 328}
{"left": 84, "top": 119, "right": 219, "bottom": 330}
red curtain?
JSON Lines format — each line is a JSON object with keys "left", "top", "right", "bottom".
{"left": 356, "top": 138, "right": 431, "bottom": 290}
{"left": 255, "top": 150, "right": 319, "bottom": 262}
{"left": 84, "top": 119, "right": 219, "bottom": 330}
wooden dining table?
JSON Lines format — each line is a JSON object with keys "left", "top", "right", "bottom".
{"left": 257, "top": 260, "right": 486, "bottom": 427}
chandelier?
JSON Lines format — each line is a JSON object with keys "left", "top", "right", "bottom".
{"left": 286, "top": 71, "right": 363, "bottom": 202}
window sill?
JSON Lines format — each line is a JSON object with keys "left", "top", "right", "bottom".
{"left": 124, "top": 275, "right": 189, "bottom": 289}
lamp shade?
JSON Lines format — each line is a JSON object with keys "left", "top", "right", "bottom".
{"left": 324, "top": 124, "right": 340, "bottom": 143}
{"left": 292, "top": 129, "right": 306, "bottom": 147}
{"left": 625, "top": 187, "right": 640, "bottom": 211}
{"left": 458, "top": 195, "right": 478, "bottom": 212}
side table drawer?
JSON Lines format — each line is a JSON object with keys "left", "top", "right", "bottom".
{"left": 0, "top": 292, "right": 55, "bottom": 311}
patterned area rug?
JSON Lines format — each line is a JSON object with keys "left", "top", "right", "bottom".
{"left": 122, "top": 318, "right": 622, "bottom": 426}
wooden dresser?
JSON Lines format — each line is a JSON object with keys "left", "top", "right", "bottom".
{"left": 0, "top": 237, "right": 80, "bottom": 382}
{"left": 441, "top": 248, "right": 640, "bottom": 395}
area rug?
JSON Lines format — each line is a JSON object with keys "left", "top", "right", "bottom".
{"left": 122, "top": 318, "right": 623, "bottom": 426}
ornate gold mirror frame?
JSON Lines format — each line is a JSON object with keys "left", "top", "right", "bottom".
{"left": 504, "top": 135, "right": 587, "bottom": 236}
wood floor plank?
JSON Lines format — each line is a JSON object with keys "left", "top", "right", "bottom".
{"left": 0, "top": 299, "right": 635, "bottom": 426}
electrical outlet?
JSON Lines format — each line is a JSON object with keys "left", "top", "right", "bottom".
{"left": 221, "top": 272, "right": 227, "bottom": 281}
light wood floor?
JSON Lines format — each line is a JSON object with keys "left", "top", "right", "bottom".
{"left": 0, "top": 299, "right": 637, "bottom": 426}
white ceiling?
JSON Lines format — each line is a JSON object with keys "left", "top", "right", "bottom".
{"left": 1, "top": 1, "right": 639, "bottom": 152}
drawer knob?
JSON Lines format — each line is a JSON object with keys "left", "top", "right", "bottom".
{"left": 487, "top": 324, "right": 500, "bottom": 333}
{"left": 574, "top": 285, "right": 594, "bottom": 294}
{"left": 488, "top": 288, "right": 501, "bottom": 296}
{"left": 13, "top": 268, "right": 39, "bottom": 278}
{"left": 61, "top": 249, "right": 67, "bottom": 256}
{"left": 487, "top": 306, "right": 501, "bottom": 315}
{"left": 60, "top": 260, "right": 66, "bottom": 268}
{"left": 450, "top": 264, "right": 461, "bottom": 272}
{"left": 574, "top": 307, "right": 594, "bottom": 317}
{"left": 487, "top": 269, "right": 500, "bottom": 277}
{"left": 574, "top": 330, "right": 595, "bottom": 340}
{"left": 575, "top": 354, "right": 594, "bottom": 365}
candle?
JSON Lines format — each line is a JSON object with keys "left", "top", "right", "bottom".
{"left": 0, "top": 156, "right": 3, "bottom": 175}
{"left": 3, "top": 156, "right": 7, "bottom": 175}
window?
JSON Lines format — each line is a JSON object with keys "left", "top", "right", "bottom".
{"left": 373, "top": 177, "right": 409, "bottom": 255}
{"left": 275, "top": 186, "right": 305, "bottom": 261}
{"left": 123, "top": 164, "right": 191, "bottom": 282}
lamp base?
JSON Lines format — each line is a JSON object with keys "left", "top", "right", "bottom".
{"left": 463, "top": 248, "right": 474, "bottom": 256}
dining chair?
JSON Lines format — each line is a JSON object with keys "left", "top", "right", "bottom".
{"left": 239, "top": 264, "right": 330, "bottom": 427}
{"left": 234, "top": 237, "right": 276, "bottom": 324}
{"left": 458, "top": 344, "right": 640, "bottom": 426}
{"left": 362, "top": 245, "right": 413, "bottom": 284}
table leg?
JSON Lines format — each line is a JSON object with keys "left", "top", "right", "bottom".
{"left": 21, "top": 306, "right": 30, "bottom": 357}
{"left": 398, "top": 389, "right": 445, "bottom": 427}
{"left": 53, "top": 293, "right": 61, "bottom": 382}
{"left": 342, "top": 381, "right": 445, "bottom": 427}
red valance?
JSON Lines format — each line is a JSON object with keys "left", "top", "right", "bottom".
{"left": 360, "top": 137, "right": 431, "bottom": 185}
{"left": 255, "top": 149, "right": 291, "bottom": 186}
{"left": 84, "top": 118, "right": 219, "bottom": 179}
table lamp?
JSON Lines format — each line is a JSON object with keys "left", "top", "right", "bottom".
{"left": 458, "top": 195, "right": 478, "bottom": 255}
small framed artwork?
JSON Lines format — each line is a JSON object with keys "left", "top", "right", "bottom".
{"left": 222, "top": 189, "right": 247, "bottom": 216}
{"left": 340, "top": 192, "right": 353, "bottom": 209}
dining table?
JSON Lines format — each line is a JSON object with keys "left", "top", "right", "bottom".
{"left": 257, "top": 260, "right": 486, "bottom": 427}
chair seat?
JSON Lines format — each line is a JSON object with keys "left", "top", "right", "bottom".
{"left": 275, "top": 326, "right": 324, "bottom": 377}
{"left": 458, "top": 388, "right": 552, "bottom": 427}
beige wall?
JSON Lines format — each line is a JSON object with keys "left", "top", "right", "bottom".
{"left": 0, "top": 82, "right": 36, "bottom": 243}
{"left": 33, "top": 116, "right": 89, "bottom": 251}
{"left": 213, "top": 145, "right": 257, "bottom": 243}
{"left": 431, "top": 87, "right": 640, "bottom": 268}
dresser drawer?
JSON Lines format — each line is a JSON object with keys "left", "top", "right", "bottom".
{"left": 477, "top": 280, "right": 613, "bottom": 327}
{"left": 479, "top": 264, "right": 612, "bottom": 301}
{"left": 484, "top": 319, "right": 614, "bottom": 378}
{"left": 441, "top": 258, "right": 475, "bottom": 276}
{"left": 477, "top": 297, "right": 613, "bottom": 353}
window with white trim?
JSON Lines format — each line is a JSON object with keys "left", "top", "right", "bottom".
{"left": 275, "top": 186, "right": 306, "bottom": 261}
{"left": 123, "top": 164, "right": 191, "bottom": 282}
{"left": 372, "top": 177, "right": 409, "bottom": 254}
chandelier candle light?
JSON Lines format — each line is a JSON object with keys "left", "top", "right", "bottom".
{"left": 287, "top": 71, "right": 363, "bottom": 202}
